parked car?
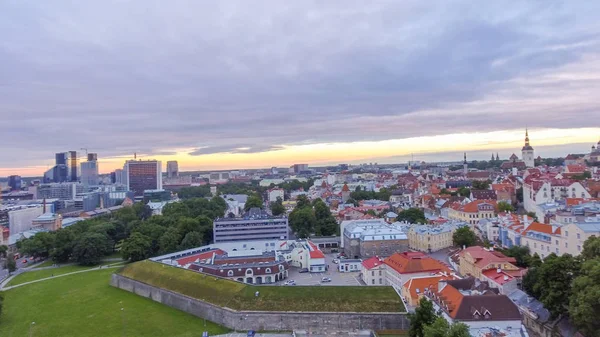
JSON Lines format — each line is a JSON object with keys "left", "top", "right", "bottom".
{"left": 247, "top": 330, "right": 256, "bottom": 337}
{"left": 299, "top": 268, "right": 309, "bottom": 273}
{"left": 321, "top": 277, "right": 332, "bottom": 283}
{"left": 284, "top": 280, "right": 296, "bottom": 286}
{"left": 332, "top": 259, "right": 340, "bottom": 264}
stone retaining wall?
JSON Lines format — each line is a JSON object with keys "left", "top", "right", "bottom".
{"left": 111, "top": 274, "right": 409, "bottom": 333}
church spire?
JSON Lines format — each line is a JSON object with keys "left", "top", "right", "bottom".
{"left": 463, "top": 152, "right": 467, "bottom": 164}
{"left": 525, "top": 128, "right": 530, "bottom": 147}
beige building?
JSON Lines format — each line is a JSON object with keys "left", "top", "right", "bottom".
{"left": 457, "top": 246, "right": 520, "bottom": 279}
{"left": 555, "top": 221, "right": 600, "bottom": 257}
{"left": 447, "top": 200, "right": 497, "bottom": 225}
{"left": 408, "top": 223, "right": 464, "bottom": 253}
{"left": 360, "top": 256, "right": 386, "bottom": 286}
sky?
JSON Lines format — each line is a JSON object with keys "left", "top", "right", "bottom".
{"left": 1, "top": 1, "right": 600, "bottom": 176}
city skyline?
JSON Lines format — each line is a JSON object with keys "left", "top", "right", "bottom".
{"left": 2, "top": 2, "right": 600, "bottom": 175}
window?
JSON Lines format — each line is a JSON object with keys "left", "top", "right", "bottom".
{"left": 379, "top": 278, "right": 383, "bottom": 284}
{"left": 565, "top": 231, "right": 569, "bottom": 237}
{"left": 565, "top": 242, "right": 568, "bottom": 248}
{"left": 556, "top": 248, "right": 559, "bottom": 254}
{"left": 379, "top": 270, "right": 382, "bottom": 276}
{"left": 265, "top": 268, "right": 271, "bottom": 274}
{"left": 577, "top": 245, "right": 581, "bottom": 251}
{"left": 372, "top": 279, "right": 375, "bottom": 285}
{"left": 228, "top": 270, "right": 234, "bottom": 277}
{"left": 577, "top": 233, "right": 581, "bottom": 239}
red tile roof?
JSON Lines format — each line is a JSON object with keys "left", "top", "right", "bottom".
{"left": 307, "top": 241, "right": 325, "bottom": 259}
{"left": 384, "top": 251, "right": 452, "bottom": 275}
{"left": 482, "top": 268, "right": 515, "bottom": 285}
{"left": 362, "top": 256, "right": 384, "bottom": 270}
{"left": 459, "top": 247, "right": 516, "bottom": 269}
{"left": 523, "top": 222, "right": 555, "bottom": 235}
{"left": 176, "top": 249, "right": 225, "bottom": 265}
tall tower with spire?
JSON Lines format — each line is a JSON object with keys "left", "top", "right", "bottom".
{"left": 521, "top": 128, "right": 535, "bottom": 168}
{"left": 463, "top": 153, "right": 468, "bottom": 175}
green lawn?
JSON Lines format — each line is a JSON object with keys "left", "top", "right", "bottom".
{"left": 120, "top": 260, "right": 405, "bottom": 312}
{"left": 0, "top": 268, "right": 229, "bottom": 337}
{"left": 8, "top": 265, "right": 105, "bottom": 287}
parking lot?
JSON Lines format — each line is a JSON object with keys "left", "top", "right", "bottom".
{"left": 282, "top": 253, "right": 365, "bottom": 286}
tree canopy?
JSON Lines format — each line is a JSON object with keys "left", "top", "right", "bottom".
{"left": 244, "top": 195, "right": 264, "bottom": 211}
{"left": 408, "top": 298, "right": 437, "bottom": 337}
{"left": 452, "top": 227, "right": 477, "bottom": 248}
{"left": 497, "top": 201, "right": 514, "bottom": 213}
{"left": 397, "top": 208, "right": 427, "bottom": 224}
{"left": 270, "top": 196, "right": 286, "bottom": 216}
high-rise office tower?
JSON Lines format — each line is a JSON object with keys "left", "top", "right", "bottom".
{"left": 8, "top": 175, "right": 22, "bottom": 191}
{"left": 81, "top": 153, "right": 99, "bottom": 186}
{"left": 166, "top": 160, "right": 179, "bottom": 178}
{"left": 68, "top": 151, "right": 78, "bottom": 182}
{"left": 124, "top": 160, "right": 162, "bottom": 197}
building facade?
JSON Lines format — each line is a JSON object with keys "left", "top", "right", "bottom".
{"left": 341, "top": 219, "right": 409, "bottom": 258}
{"left": 167, "top": 161, "right": 179, "bottom": 178}
{"left": 408, "top": 223, "right": 466, "bottom": 253}
{"left": 80, "top": 160, "right": 99, "bottom": 186}
{"left": 457, "top": 246, "right": 521, "bottom": 279}
{"left": 361, "top": 256, "right": 386, "bottom": 286}
{"left": 522, "top": 129, "right": 535, "bottom": 168}
{"left": 124, "top": 160, "right": 162, "bottom": 197}
{"left": 213, "top": 208, "right": 289, "bottom": 243}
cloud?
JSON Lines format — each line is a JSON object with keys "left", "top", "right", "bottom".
{"left": 1, "top": 1, "right": 600, "bottom": 172}
{"left": 188, "top": 145, "right": 285, "bottom": 156}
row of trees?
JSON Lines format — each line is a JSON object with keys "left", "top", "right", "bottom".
{"left": 17, "top": 197, "right": 228, "bottom": 265}
{"left": 521, "top": 236, "right": 600, "bottom": 336}
{"left": 177, "top": 180, "right": 314, "bottom": 201}
{"left": 350, "top": 187, "right": 393, "bottom": 202}
{"left": 288, "top": 196, "right": 338, "bottom": 238}
{"left": 439, "top": 187, "right": 470, "bottom": 198}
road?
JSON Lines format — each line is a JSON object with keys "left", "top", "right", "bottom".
{"left": 0, "top": 256, "right": 36, "bottom": 282}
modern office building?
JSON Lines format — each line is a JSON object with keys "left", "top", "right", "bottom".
{"left": 68, "top": 150, "right": 78, "bottom": 182}
{"left": 143, "top": 189, "right": 171, "bottom": 203}
{"left": 166, "top": 161, "right": 179, "bottom": 178}
{"left": 81, "top": 153, "right": 99, "bottom": 186}
{"left": 213, "top": 208, "right": 289, "bottom": 243}
{"left": 8, "top": 175, "right": 22, "bottom": 191}
{"left": 38, "top": 182, "right": 85, "bottom": 200}
{"left": 124, "top": 160, "right": 162, "bottom": 197}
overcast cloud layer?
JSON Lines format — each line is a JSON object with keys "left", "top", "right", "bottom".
{"left": 1, "top": 1, "right": 600, "bottom": 170}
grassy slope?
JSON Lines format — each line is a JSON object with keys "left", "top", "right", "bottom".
{"left": 7, "top": 265, "right": 99, "bottom": 286}
{"left": 0, "top": 269, "right": 229, "bottom": 337}
{"left": 120, "top": 261, "right": 405, "bottom": 312}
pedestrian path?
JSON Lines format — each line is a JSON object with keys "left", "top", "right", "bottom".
{"left": 0, "top": 262, "right": 125, "bottom": 290}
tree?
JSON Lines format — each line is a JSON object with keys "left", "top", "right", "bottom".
{"left": 457, "top": 187, "right": 471, "bottom": 197}
{"left": 346, "top": 198, "right": 359, "bottom": 207}
{"left": 497, "top": 201, "right": 514, "bottom": 213}
{"left": 295, "top": 195, "right": 311, "bottom": 209}
{"left": 581, "top": 235, "right": 600, "bottom": 260}
{"left": 270, "top": 197, "right": 286, "bottom": 216}
{"left": 120, "top": 232, "right": 152, "bottom": 262}
{"left": 397, "top": 208, "right": 427, "bottom": 224}
{"left": 439, "top": 188, "right": 450, "bottom": 195}
{"left": 289, "top": 207, "right": 317, "bottom": 238}
{"left": 159, "top": 227, "right": 182, "bottom": 254}
{"left": 179, "top": 231, "right": 204, "bottom": 250}
{"left": 133, "top": 202, "right": 153, "bottom": 220}
{"left": 244, "top": 195, "right": 263, "bottom": 211}
{"left": 568, "top": 258, "right": 600, "bottom": 336}
{"left": 161, "top": 202, "right": 190, "bottom": 218}
{"left": 0, "top": 245, "right": 7, "bottom": 258}
{"left": 424, "top": 317, "right": 470, "bottom": 337}
{"left": 424, "top": 317, "right": 449, "bottom": 337}
{"left": 50, "top": 229, "right": 76, "bottom": 263}
{"left": 408, "top": 298, "right": 437, "bottom": 337}
{"left": 452, "top": 227, "right": 477, "bottom": 248}
{"left": 502, "top": 245, "right": 531, "bottom": 268}
{"left": 534, "top": 253, "right": 581, "bottom": 318}
{"left": 472, "top": 180, "right": 490, "bottom": 190}
{"left": 4, "top": 253, "right": 16, "bottom": 274}
{"left": 72, "top": 233, "right": 111, "bottom": 266}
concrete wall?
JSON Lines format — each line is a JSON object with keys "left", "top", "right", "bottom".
{"left": 111, "top": 274, "right": 409, "bottom": 333}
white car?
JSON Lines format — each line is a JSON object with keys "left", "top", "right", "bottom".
{"left": 332, "top": 259, "right": 340, "bottom": 264}
{"left": 284, "top": 280, "right": 296, "bottom": 286}
{"left": 321, "top": 277, "right": 332, "bottom": 283}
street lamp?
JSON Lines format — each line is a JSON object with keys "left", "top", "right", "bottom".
{"left": 29, "top": 322, "right": 35, "bottom": 337}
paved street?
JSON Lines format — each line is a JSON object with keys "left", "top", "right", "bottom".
{"left": 282, "top": 253, "right": 364, "bottom": 286}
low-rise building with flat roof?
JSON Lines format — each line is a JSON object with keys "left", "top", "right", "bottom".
{"left": 213, "top": 208, "right": 288, "bottom": 243}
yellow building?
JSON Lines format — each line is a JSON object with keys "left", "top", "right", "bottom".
{"left": 408, "top": 224, "right": 457, "bottom": 253}
{"left": 447, "top": 200, "right": 497, "bottom": 225}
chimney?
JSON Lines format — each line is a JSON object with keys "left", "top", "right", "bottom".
{"left": 497, "top": 268, "right": 501, "bottom": 273}
{"left": 503, "top": 275, "right": 509, "bottom": 281}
